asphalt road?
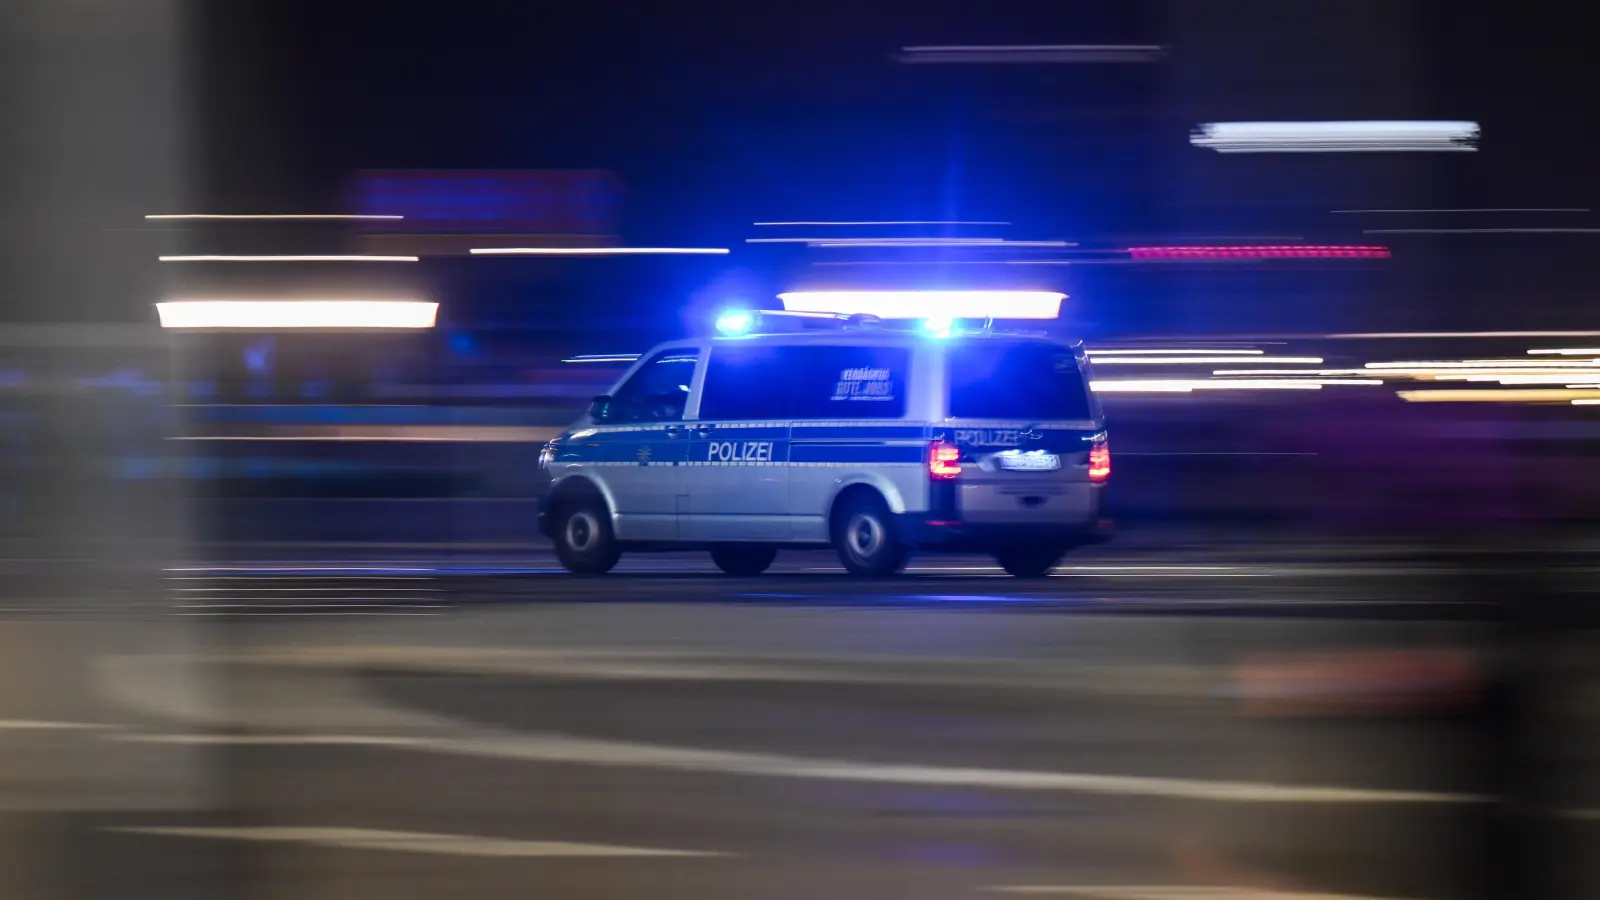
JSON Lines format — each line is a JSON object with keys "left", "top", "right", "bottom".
{"left": 0, "top": 545, "right": 1595, "bottom": 900}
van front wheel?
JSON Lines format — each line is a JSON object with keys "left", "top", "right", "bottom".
{"left": 552, "top": 499, "right": 621, "bottom": 575}
{"left": 831, "top": 492, "right": 908, "bottom": 577}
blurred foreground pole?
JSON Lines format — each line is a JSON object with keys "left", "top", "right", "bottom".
{"left": 0, "top": 0, "right": 188, "bottom": 595}
{"left": 0, "top": 1, "right": 195, "bottom": 898}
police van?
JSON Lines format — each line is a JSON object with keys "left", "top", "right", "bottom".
{"left": 536, "top": 303, "right": 1110, "bottom": 577}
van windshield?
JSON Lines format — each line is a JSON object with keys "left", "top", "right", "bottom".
{"left": 947, "top": 340, "right": 1093, "bottom": 421}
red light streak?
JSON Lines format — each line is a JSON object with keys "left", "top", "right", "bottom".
{"left": 1128, "top": 245, "right": 1390, "bottom": 260}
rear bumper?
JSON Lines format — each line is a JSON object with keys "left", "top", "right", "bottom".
{"left": 897, "top": 515, "right": 1114, "bottom": 550}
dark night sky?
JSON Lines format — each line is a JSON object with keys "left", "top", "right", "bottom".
{"left": 194, "top": 1, "right": 1599, "bottom": 341}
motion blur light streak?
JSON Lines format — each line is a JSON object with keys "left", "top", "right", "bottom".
{"left": 146, "top": 214, "right": 405, "bottom": 221}
{"left": 815, "top": 240, "right": 1071, "bottom": 248}
{"left": 1367, "top": 359, "right": 1600, "bottom": 369}
{"left": 1365, "top": 228, "right": 1600, "bottom": 234}
{"left": 752, "top": 221, "right": 1011, "bottom": 226}
{"left": 1459, "top": 373, "right": 1600, "bottom": 383}
{"left": 777, "top": 290, "right": 1064, "bottom": 319}
{"left": 1192, "top": 121, "right": 1479, "bottom": 152}
{"left": 1086, "top": 349, "right": 1265, "bottom": 356}
{"left": 896, "top": 44, "right": 1165, "bottom": 64}
{"left": 562, "top": 354, "right": 640, "bottom": 364}
{"left": 1128, "top": 245, "right": 1390, "bottom": 260}
{"left": 1397, "top": 389, "right": 1600, "bottom": 403}
{"left": 468, "top": 247, "right": 729, "bottom": 255}
{"left": 155, "top": 301, "right": 439, "bottom": 329}
{"left": 1090, "top": 356, "right": 1323, "bottom": 365}
{"left": 747, "top": 237, "right": 1006, "bottom": 244}
{"left": 1528, "top": 348, "right": 1600, "bottom": 355}
{"left": 1332, "top": 208, "right": 1590, "bottom": 214}
{"left": 1092, "top": 380, "right": 1327, "bottom": 392}
{"left": 1331, "top": 330, "right": 1600, "bottom": 339}
{"left": 160, "top": 255, "right": 419, "bottom": 262}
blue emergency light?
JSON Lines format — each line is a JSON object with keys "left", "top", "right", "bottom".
{"left": 714, "top": 310, "right": 757, "bottom": 336}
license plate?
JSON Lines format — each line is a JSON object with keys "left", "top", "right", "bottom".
{"left": 997, "top": 453, "right": 1060, "bottom": 471}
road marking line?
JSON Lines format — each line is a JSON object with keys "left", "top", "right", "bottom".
{"left": 107, "top": 825, "right": 727, "bottom": 858}
{"left": 227, "top": 646, "right": 1211, "bottom": 696}
{"left": 172, "top": 611, "right": 442, "bottom": 617}
{"left": 112, "top": 732, "right": 1479, "bottom": 805}
{"left": 0, "top": 719, "right": 105, "bottom": 730}
{"left": 986, "top": 887, "right": 1422, "bottom": 899}
{"left": 176, "top": 604, "right": 447, "bottom": 609}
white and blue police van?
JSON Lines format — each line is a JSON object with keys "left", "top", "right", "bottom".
{"left": 536, "top": 292, "right": 1111, "bottom": 577}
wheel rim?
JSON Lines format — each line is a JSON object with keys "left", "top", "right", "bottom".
{"left": 846, "top": 512, "right": 884, "bottom": 560}
{"left": 565, "top": 510, "right": 600, "bottom": 553}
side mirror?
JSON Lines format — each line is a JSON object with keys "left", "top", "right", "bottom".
{"left": 589, "top": 394, "right": 614, "bottom": 422}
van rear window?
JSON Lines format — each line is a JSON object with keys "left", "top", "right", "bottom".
{"left": 947, "top": 341, "right": 1092, "bottom": 421}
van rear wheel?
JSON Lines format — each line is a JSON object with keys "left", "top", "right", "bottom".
{"left": 831, "top": 492, "right": 908, "bottom": 577}
{"left": 552, "top": 498, "right": 621, "bottom": 575}
{"left": 993, "top": 544, "right": 1067, "bottom": 578}
{"left": 710, "top": 544, "right": 778, "bottom": 576}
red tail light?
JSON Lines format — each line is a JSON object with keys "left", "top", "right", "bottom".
{"left": 928, "top": 440, "right": 962, "bottom": 480}
{"left": 1088, "top": 440, "right": 1111, "bottom": 483}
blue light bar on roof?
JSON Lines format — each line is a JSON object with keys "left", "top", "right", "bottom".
{"left": 777, "top": 290, "right": 1064, "bottom": 320}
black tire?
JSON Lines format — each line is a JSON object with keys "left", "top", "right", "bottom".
{"left": 831, "top": 491, "right": 908, "bottom": 577}
{"left": 551, "top": 497, "right": 621, "bottom": 575}
{"left": 709, "top": 544, "right": 779, "bottom": 576}
{"left": 993, "top": 544, "right": 1068, "bottom": 578}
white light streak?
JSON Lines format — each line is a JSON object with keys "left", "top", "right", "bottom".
{"left": 1091, "top": 356, "right": 1323, "bottom": 365}
{"left": 155, "top": 301, "right": 438, "bottom": 329}
{"left": 469, "top": 247, "right": 729, "bottom": 255}
{"left": 777, "top": 290, "right": 1064, "bottom": 320}
{"left": 1192, "top": 121, "right": 1479, "bottom": 153}
{"left": 1528, "top": 348, "right": 1600, "bottom": 355}
{"left": 159, "top": 255, "right": 417, "bottom": 262}
{"left": 1087, "top": 348, "right": 1264, "bottom": 356}
{"left": 1367, "top": 359, "right": 1600, "bottom": 369}
{"left": 1460, "top": 374, "right": 1600, "bottom": 385}
{"left": 1398, "top": 389, "right": 1600, "bottom": 403}
{"left": 1212, "top": 369, "right": 1369, "bottom": 376}
{"left": 1092, "top": 379, "right": 1326, "bottom": 392}
{"left": 562, "top": 354, "right": 640, "bottom": 364}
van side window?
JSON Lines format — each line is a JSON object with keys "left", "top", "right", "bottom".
{"left": 791, "top": 345, "right": 909, "bottom": 419}
{"left": 699, "top": 344, "right": 793, "bottom": 419}
{"left": 610, "top": 349, "right": 699, "bottom": 423}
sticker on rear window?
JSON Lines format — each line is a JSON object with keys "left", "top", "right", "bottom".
{"left": 831, "top": 367, "right": 896, "bottom": 402}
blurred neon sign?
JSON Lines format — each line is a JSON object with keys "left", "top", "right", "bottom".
{"left": 351, "top": 170, "right": 622, "bottom": 233}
